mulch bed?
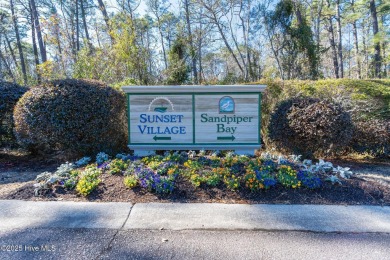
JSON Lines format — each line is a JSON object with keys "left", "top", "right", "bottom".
{"left": 2, "top": 172, "right": 389, "bottom": 206}
{"left": 1, "top": 149, "right": 389, "bottom": 205}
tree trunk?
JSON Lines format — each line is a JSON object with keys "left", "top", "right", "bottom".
{"left": 4, "top": 35, "right": 17, "bottom": 67}
{"left": 156, "top": 17, "right": 168, "bottom": 70}
{"left": 326, "top": 0, "right": 339, "bottom": 78}
{"left": 383, "top": 41, "right": 387, "bottom": 77}
{"left": 350, "top": 0, "right": 361, "bottom": 79}
{"left": 0, "top": 49, "right": 15, "bottom": 82}
{"left": 336, "top": 0, "right": 343, "bottom": 78}
{"left": 184, "top": 0, "right": 198, "bottom": 84}
{"left": 30, "top": 3, "right": 41, "bottom": 83}
{"left": 381, "top": 11, "right": 387, "bottom": 77}
{"left": 266, "top": 25, "right": 284, "bottom": 80}
{"left": 198, "top": 17, "right": 204, "bottom": 83}
{"left": 97, "top": 0, "right": 113, "bottom": 42}
{"left": 361, "top": 20, "right": 368, "bottom": 78}
{"left": 70, "top": 6, "right": 76, "bottom": 58}
{"left": 80, "top": 0, "right": 92, "bottom": 48}
{"left": 352, "top": 28, "right": 361, "bottom": 78}
{"left": 30, "top": 0, "right": 47, "bottom": 63}
{"left": 370, "top": 0, "right": 381, "bottom": 78}
{"left": 228, "top": 15, "right": 246, "bottom": 79}
{"left": 328, "top": 20, "right": 339, "bottom": 78}
{"left": 10, "top": 0, "right": 27, "bottom": 84}
{"left": 0, "top": 38, "right": 2, "bottom": 80}
{"left": 200, "top": 0, "right": 244, "bottom": 74}
{"left": 76, "top": 0, "right": 80, "bottom": 51}
{"left": 216, "top": 21, "right": 244, "bottom": 74}
{"left": 313, "top": 0, "right": 323, "bottom": 74}
{"left": 294, "top": 1, "right": 303, "bottom": 25}
{"left": 239, "top": 0, "right": 251, "bottom": 81}
{"left": 198, "top": 37, "right": 203, "bottom": 83}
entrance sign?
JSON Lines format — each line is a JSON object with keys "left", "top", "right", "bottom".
{"left": 122, "top": 85, "right": 266, "bottom": 155}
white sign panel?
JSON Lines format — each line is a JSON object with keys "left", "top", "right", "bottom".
{"left": 123, "top": 85, "right": 265, "bottom": 152}
{"left": 195, "top": 94, "right": 259, "bottom": 144}
{"left": 129, "top": 95, "right": 193, "bottom": 144}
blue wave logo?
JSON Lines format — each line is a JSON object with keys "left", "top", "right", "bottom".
{"left": 154, "top": 107, "right": 168, "bottom": 113}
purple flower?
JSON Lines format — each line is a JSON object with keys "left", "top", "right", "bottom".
{"left": 297, "top": 170, "right": 321, "bottom": 189}
{"left": 98, "top": 161, "right": 109, "bottom": 169}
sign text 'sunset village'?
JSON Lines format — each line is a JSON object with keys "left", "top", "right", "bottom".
{"left": 138, "top": 114, "right": 187, "bottom": 135}
{"left": 122, "top": 85, "right": 265, "bottom": 154}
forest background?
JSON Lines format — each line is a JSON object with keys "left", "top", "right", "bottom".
{"left": 0, "top": 0, "right": 389, "bottom": 86}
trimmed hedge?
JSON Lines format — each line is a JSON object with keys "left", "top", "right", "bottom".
{"left": 350, "top": 120, "right": 390, "bottom": 156}
{"left": 256, "top": 79, "right": 390, "bottom": 156}
{"left": 268, "top": 97, "right": 353, "bottom": 157}
{"left": 0, "top": 81, "right": 28, "bottom": 147}
{"left": 13, "top": 79, "right": 127, "bottom": 157}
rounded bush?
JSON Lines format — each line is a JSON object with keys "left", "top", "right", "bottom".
{"left": 0, "top": 81, "right": 28, "bottom": 147}
{"left": 13, "top": 79, "right": 127, "bottom": 157}
{"left": 268, "top": 98, "right": 353, "bottom": 157}
{"left": 350, "top": 119, "right": 390, "bottom": 156}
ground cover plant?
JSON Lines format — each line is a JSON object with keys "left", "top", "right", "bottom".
{"left": 20, "top": 150, "right": 387, "bottom": 206}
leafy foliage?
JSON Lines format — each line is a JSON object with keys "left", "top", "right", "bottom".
{"left": 108, "top": 159, "right": 129, "bottom": 175}
{"left": 75, "top": 157, "right": 92, "bottom": 168}
{"left": 73, "top": 13, "right": 150, "bottom": 85}
{"left": 0, "top": 81, "right": 28, "bottom": 147}
{"left": 34, "top": 150, "right": 359, "bottom": 199}
{"left": 165, "top": 36, "right": 189, "bottom": 85}
{"left": 268, "top": 97, "right": 353, "bottom": 157}
{"left": 13, "top": 79, "right": 127, "bottom": 157}
{"left": 266, "top": 0, "right": 319, "bottom": 80}
{"left": 96, "top": 152, "right": 110, "bottom": 165}
{"left": 259, "top": 79, "right": 390, "bottom": 156}
{"left": 350, "top": 119, "right": 390, "bottom": 156}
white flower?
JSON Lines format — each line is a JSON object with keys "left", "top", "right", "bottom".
{"left": 333, "top": 166, "right": 354, "bottom": 179}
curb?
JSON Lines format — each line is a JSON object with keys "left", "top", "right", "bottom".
{"left": 1, "top": 200, "right": 390, "bottom": 233}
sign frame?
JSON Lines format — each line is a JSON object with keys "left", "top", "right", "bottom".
{"left": 122, "top": 85, "right": 266, "bottom": 154}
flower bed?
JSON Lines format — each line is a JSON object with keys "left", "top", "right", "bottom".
{"left": 24, "top": 150, "right": 389, "bottom": 205}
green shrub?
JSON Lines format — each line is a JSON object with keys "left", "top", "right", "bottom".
{"left": 13, "top": 79, "right": 127, "bottom": 157}
{"left": 350, "top": 119, "right": 390, "bottom": 156}
{"left": 268, "top": 98, "right": 353, "bottom": 157}
{"left": 256, "top": 79, "right": 390, "bottom": 156}
{"left": 0, "top": 81, "right": 28, "bottom": 147}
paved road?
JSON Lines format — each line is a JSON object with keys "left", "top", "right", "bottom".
{"left": 1, "top": 201, "right": 390, "bottom": 260}
{"left": 1, "top": 228, "right": 390, "bottom": 260}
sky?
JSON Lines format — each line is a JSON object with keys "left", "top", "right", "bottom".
{"left": 106, "top": 0, "right": 181, "bottom": 17}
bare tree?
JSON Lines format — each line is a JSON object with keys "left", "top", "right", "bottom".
{"left": 183, "top": 0, "right": 198, "bottom": 83}
{"left": 30, "top": 0, "right": 47, "bottom": 62}
{"left": 350, "top": 0, "right": 361, "bottom": 78}
{"left": 147, "top": 0, "right": 172, "bottom": 69}
{"left": 9, "top": 0, "right": 27, "bottom": 83}
{"left": 196, "top": 0, "right": 244, "bottom": 75}
{"left": 326, "top": 0, "right": 339, "bottom": 78}
{"left": 370, "top": 0, "right": 381, "bottom": 78}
